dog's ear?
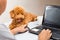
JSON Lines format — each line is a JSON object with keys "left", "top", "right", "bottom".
{"left": 10, "top": 10, "right": 15, "bottom": 19}
{"left": 33, "top": 15, "right": 37, "bottom": 21}
{"left": 30, "top": 13, "right": 37, "bottom": 21}
{"left": 14, "top": 6, "right": 25, "bottom": 15}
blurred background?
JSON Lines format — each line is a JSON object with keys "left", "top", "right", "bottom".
{"left": 0, "top": 0, "right": 60, "bottom": 23}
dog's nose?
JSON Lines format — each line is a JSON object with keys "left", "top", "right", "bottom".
{"left": 15, "top": 15, "right": 24, "bottom": 19}
{"left": 20, "top": 18, "right": 24, "bottom": 20}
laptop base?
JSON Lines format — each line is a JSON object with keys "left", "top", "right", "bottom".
{"left": 29, "top": 25, "right": 60, "bottom": 40}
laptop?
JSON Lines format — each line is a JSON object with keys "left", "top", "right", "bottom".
{"left": 29, "top": 5, "right": 60, "bottom": 40}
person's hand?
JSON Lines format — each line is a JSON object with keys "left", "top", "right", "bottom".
{"left": 11, "top": 24, "right": 28, "bottom": 34}
{"left": 38, "top": 29, "right": 52, "bottom": 40}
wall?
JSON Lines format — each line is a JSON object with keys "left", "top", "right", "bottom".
{"left": 39, "top": 0, "right": 60, "bottom": 16}
{"left": 0, "top": 0, "right": 42, "bottom": 23}
{"left": 0, "top": 0, "right": 60, "bottom": 23}
{"left": 17, "top": 0, "right": 41, "bottom": 16}
{"left": 0, "top": 0, "right": 18, "bottom": 23}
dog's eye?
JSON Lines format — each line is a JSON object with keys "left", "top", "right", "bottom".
{"left": 17, "top": 13, "right": 19, "bottom": 15}
{"left": 21, "top": 13, "right": 23, "bottom": 15}
{"left": 10, "top": 10, "right": 14, "bottom": 13}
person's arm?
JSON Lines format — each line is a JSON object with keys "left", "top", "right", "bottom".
{"left": 0, "top": 24, "right": 15, "bottom": 40}
{"left": 10, "top": 24, "right": 28, "bottom": 35}
{"left": 38, "top": 29, "right": 52, "bottom": 40}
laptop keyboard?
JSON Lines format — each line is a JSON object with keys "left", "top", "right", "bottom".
{"left": 29, "top": 25, "right": 60, "bottom": 40}
{"left": 52, "top": 33, "right": 60, "bottom": 40}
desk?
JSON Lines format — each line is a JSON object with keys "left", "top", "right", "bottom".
{"left": 14, "top": 16, "right": 43, "bottom": 40}
{"left": 15, "top": 31, "right": 38, "bottom": 40}
{"left": 4, "top": 16, "right": 43, "bottom": 40}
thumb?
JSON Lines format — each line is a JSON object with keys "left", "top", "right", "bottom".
{"left": 23, "top": 28, "right": 28, "bottom": 31}
{"left": 22, "top": 24, "right": 27, "bottom": 28}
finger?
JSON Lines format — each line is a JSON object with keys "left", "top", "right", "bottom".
{"left": 23, "top": 28, "right": 28, "bottom": 31}
{"left": 20, "top": 25, "right": 27, "bottom": 28}
{"left": 50, "top": 33, "right": 52, "bottom": 37}
{"left": 40, "top": 29, "right": 45, "bottom": 32}
{"left": 22, "top": 25, "right": 27, "bottom": 28}
{"left": 47, "top": 32, "right": 52, "bottom": 37}
{"left": 47, "top": 33, "right": 52, "bottom": 40}
{"left": 42, "top": 29, "right": 45, "bottom": 31}
{"left": 40, "top": 29, "right": 46, "bottom": 33}
{"left": 25, "top": 28, "right": 28, "bottom": 30}
{"left": 46, "top": 29, "right": 51, "bottom": 33}
{"left": 39, "top": 29, "right": 46, "bottom": 35}
{"left": 46, "top": 29, "right": 50, "bottom": 31}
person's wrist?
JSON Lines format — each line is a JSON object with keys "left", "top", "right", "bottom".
{"left": 11, "top": 28, "right": 18, "bottom": 35}
{"left": 39, "top": 39, "right": 47, "bottom": 40}
{"left": 38, "top": 37, "right": 48, "bottom": 40}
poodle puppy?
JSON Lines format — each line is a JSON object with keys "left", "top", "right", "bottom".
{"left": 9, "top": 6, "right": 37, "bottom": 30}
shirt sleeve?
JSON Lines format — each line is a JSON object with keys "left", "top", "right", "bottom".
{"left": 0, "top": 24, "right": 15, "bottom": 40}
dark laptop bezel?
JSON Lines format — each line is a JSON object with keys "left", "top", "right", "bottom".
{"left": 42, "top": 5, "right": 60, "bottom": 29}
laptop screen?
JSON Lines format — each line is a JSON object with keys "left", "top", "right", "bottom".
{"left": 43, "top": 5, "right": 60, "bottom": 28}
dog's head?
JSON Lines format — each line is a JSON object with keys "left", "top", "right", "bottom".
{"left": 10, "top": 7, "right": 25, "bottom": 23}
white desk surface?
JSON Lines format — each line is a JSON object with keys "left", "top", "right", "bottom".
{"left": 15, "top": 31, "right": 38, "bottom": 40}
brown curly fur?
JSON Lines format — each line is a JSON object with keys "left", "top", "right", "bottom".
{"left": 9, "top": 6, "right": 37, "bottom": 30}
